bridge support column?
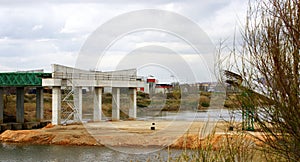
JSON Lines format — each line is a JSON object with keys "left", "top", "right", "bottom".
{"left": 129, "top": 88, "right": 137, "bottom": 119}
{"left": 93, "top": 87, "right": 102, "bottom": 121}
{"left": 112, "top": 87, "right": 120, "bottom": 121}
{"left": 74, "top": 87, "right": 82, "bottom": 122}
{"left": 36, "top": 87, "right": 44, "bottom": 121}
{"left": 52, "top": 86, "right": 61, "bottom": 125}
{"left": 16, "top": 87, "right": 25, "bottom": 123}
{"left": 0, "top": 87, "right": 3, "bottom": 124}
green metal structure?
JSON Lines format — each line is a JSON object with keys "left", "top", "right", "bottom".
{"left": 241, "top": 91, "right": 255, "bottom": 131}
{"left": 0, "top": 72, "right": 51, "bottom": 87}
{"left": 224, "top": 70, "right": 263, "bottom": 131}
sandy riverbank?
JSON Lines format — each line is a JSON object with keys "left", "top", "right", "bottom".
{"left": 0, "top": 121, "right": 260, "bottom": 149}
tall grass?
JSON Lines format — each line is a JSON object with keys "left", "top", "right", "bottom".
{"left": 167, "top": 121, "right": 273, "bottom": 162}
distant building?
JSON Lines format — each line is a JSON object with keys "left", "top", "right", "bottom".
{"left": 155, "top": 83, "right": 173, "bottom": 94}
{"left": 138, "top": 76, "right": 174, "bottom": 94}
{"left": 198, "top": 82, "right": 218, "bottom": 92}
{"left": 137, "top": 76, "right": 157, "bottom": 94}
{"left": 146, "top": 76, "right": 157, "bottom": 94}
{"left": 198, "top": 82, "right": 229, "bottom": 92}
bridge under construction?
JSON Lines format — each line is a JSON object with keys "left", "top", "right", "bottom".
{"left": 0, "top": 64, "right": 144, "bottom": 128}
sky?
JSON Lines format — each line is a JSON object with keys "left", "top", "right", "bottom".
{"left": 0, "top": 0, "right": 247, "bottom": 83}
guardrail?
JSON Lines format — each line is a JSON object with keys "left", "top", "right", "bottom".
{"left": 53, "top": 72, "right": 144, "bottom": 82}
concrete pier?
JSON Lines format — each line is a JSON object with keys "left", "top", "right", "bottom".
{"left": 16, "top": 87, "right": 24, "bottom": 123}
{"left": 0, "top": 124, "right": 11, "bottom": 132}
{"left": 93, "top": 87, "right": 102, "bottom": 121}
{"left": 74, "top": 87, "right": 82, "bottom": 122}
{"left": 129, "top": 88, "right": 137, "bottom": 119}
{"left": 112, "top": 87, "right": 120, "bottom": 121}
{"left": 52, "top": 86, "right": 61, "bottom": 125}
{"left": 0, "top": 87, "right": 3, "bottom": 124}
{"left": 36, "top": 87, "right": 44, "bottom": 121}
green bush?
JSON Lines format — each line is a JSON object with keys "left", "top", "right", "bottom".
{"left": 201, "top": 102, "right": 210, "bottom": 107}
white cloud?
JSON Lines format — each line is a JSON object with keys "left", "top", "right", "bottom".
{"left": 32, "top": 25, "right": 43, "bottom": 31}
{"left": 201, "top": 0, "right": 247, "bottom": 45}
{"left": 0, "top": 0, "right": 247, "bottom": 82}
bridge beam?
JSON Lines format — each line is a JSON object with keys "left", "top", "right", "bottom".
{"left": 0, "top": 87, "right": 3, "bottom": 124}
{"left": 52, "top": 86, "right": 61, "bottom": 125}
{"left": 16, "top": 87, "right": 25, "bottom": 123}
{"left": 36, "top": 87, "right": 44, "bottom": 121}
{"left": 129, "top": 88, "right": 137, "bottom": 120}
{"left": 112, "top": 87, "right": 120, "bottom": 121}
{"left": 93, "top": 87, "right": 102, "bottom": 122}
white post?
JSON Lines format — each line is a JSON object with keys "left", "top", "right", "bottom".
{"left": 129, "top": 88, "right": 137, "bottom": 119}
{"left": 52, "top": 86, "right": 61, "bottom": 125}
{"left": 74, "top": 87, "right": 82, "bottom": 122}
{"left": 93, "top": 87, "right": 102, "bottom": 121}
{"left": 112, "top": 87, "right": 120, "bottom": 121}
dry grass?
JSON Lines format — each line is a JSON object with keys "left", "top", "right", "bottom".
{"left": 170, "top": 123, "right": 274, "bottom": 162}
{"left": 3, "top": 94, "right": 52, "bottom": 122}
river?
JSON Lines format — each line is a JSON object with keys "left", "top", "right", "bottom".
{"left": 138, "top": 109, "right": 242, "bottom": 122}
{"left": 0, "top": 109, "right": 241, "bottom": 161}
{"left": 0, "top": 143, "right": 184, "bottom": 162}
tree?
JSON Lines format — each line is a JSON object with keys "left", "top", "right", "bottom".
{"left": 222, "top": 0, "right": 299, "bottom": 161}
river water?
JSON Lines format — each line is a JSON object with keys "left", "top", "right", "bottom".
{"left": 138, "top": 109, "right": 242, "bottom": 122}
{"left": 0, "top": 143, "right": 184, "bottom": 162}
{"left": 0, "top": 109, "right": 241, "bottom": 161}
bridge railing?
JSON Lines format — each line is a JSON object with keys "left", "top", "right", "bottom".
{"left": 53, "top": 72, "right": 143, "bottom": 82}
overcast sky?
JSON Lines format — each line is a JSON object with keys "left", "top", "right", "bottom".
{"left": 0, "top": 0, "right": 247, "bottom": 82}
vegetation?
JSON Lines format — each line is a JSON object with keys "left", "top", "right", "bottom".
{"left": 199, "top": 92, "right": 211, "bottom": 109}
{"left": 174, "top": 131, "right": 257, "bottom": 161}
{"left": 151, "top": 121, "right": 282, "bottom": 162}
{"left": 220, "top": 0, "right": 300, "bottom": 161}
{"left": 2, "top": 93, "right": 52, "bottom": 122}
{"left": 136, "top": 91, "right": 151, "bottom": 107}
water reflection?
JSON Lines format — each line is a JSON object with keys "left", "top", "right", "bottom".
{"left": 138, "top": 109, "right": 242, "bottom": 122}
{"left": 0, "top": 143, "right": 182, "bottom": 162}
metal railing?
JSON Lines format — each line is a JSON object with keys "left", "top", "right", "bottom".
{"left": 53, "top": 72, "right": 143, "bottom": 82}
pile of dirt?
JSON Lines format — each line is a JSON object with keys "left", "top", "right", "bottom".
{"left": 0, "top": 124, "right": 99, "bottom": 146}
{"left": 0, "top": 122, "right": 261, "bottom": 149}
